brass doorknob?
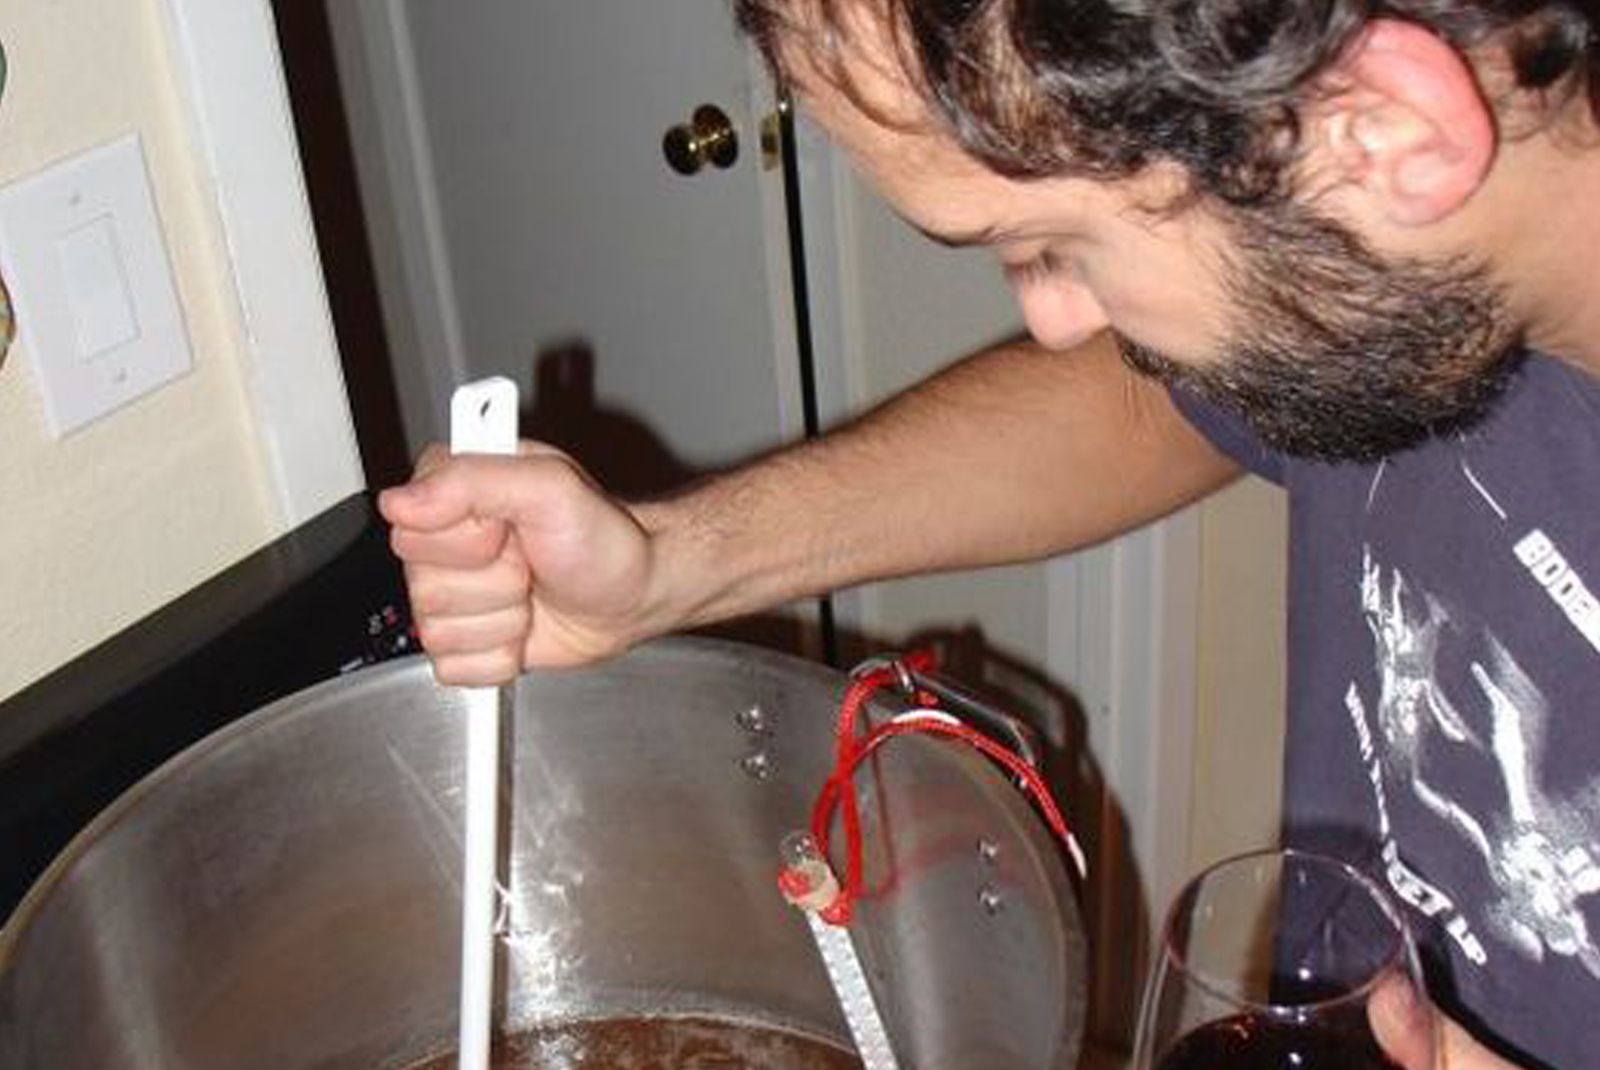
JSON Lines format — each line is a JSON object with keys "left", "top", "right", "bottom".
{"left": 663, "top": 104, "right": 739, "bottom": 175}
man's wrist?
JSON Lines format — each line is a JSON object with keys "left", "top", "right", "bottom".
{"left": 626, "top": 496, "right": 723, "bottom": 638}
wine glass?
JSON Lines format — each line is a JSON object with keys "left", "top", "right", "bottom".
{"left": 1133, "top": 848, "right": 1438, "bottom": 1070}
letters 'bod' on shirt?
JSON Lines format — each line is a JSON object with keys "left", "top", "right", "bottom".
{"left": 1170, "top": 353, "right": 1600, "bottom": 1070}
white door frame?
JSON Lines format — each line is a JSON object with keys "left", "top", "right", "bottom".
{"left": 160, "top": 0, "right": 364, "bottom": 527}
{"left": 322, "top": 0, "right": 469, "bottom": 452}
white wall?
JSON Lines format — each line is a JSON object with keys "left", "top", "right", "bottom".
{"left": 0, "top": 0, "right": 283, "bottom": 700}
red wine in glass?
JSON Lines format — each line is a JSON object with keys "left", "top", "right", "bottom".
{"left": 1133, "top": 850, "right": 1435, "bottom": 1070}
{"left": 1155, "top": 1011, "right": 1401, "bottom": 1070}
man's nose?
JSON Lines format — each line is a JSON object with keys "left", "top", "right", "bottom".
{"left": 1013, "top": 278, "right": 1111, "bottom": 351}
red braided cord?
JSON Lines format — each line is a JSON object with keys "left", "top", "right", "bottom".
{"left": 812, "top": 651, "right": 939, "bottom": 922}
{"left": 809, "top": 652, "right": 1080, "bottom": 925}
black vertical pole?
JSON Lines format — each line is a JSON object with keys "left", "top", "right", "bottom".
{"left": 775, "top": 96, "right": 840, "bottom": 667}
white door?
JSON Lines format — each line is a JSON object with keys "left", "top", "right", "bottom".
{"left": 327, "top": 1, "right": 804, "bottom": 495}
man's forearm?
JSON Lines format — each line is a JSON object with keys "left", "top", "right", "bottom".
{"left": 634, "top": 332, "right": 1241, "bottom": 633}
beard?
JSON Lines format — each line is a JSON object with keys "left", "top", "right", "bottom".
{"left": 1117, "top": 201, "right": 1524, "bottom": 464}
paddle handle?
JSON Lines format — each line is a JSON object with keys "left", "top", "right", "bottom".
{"left": 450, "top": 377, "right": 519, "bottom": 1070}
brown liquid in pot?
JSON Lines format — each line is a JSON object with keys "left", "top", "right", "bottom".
{"left": 401, "top": 1016, "right": 863, "bottom": 1069}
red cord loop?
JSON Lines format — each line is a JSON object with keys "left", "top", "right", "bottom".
{"left": 807, "top": 651, "right": 1085, "bottom": 926}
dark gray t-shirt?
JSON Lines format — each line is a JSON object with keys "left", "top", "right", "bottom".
{"left": 1171, "top": 353, "right": 1600, "bottom": 1068}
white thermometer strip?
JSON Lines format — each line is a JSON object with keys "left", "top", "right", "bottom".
{"left": 804, "top": 911, "right": 902, "bottom": 1070}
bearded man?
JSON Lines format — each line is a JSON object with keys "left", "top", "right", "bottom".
{"left": 381, "top": 2, "right": 1600, "bottom": 1064}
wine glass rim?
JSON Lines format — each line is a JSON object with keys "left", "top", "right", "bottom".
{"left": 1161, "top": 847, "right": 1410, "bottom": 1020}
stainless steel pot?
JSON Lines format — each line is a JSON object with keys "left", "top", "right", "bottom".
{"left": 0, "top": 638, "right": 1085, "bottom": 1068}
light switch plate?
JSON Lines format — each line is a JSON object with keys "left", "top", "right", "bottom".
{"left": 0, "top": 133, "right": 193, "bottom": 437}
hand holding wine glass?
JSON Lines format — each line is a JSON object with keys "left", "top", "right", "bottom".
{"left": 1134, "top": 849, "right": 1436, "bottom": 1070}
{"left": 1369, "top": 982, "right": 1531, "bottom": 1070}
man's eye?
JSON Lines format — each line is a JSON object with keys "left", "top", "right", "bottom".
{"left": 1004, "top": 250, "right": 1063, "bottom": 286}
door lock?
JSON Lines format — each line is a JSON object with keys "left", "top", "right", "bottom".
{"left": 663, "top": 104, "right": 739, "bottom": 175}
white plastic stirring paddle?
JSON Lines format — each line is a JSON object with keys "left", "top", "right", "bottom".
{"left": 450, "top": 377, "right": 520, "bottom": 1070}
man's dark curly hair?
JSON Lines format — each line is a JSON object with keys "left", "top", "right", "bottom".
{"left": 734, "top": 0, "right": 1599, "bottom": 204}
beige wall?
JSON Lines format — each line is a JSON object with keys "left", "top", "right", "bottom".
{"left": 0, "top": 0, "right": 281, "bottom": 700}
{"left": 1187, "top": 475, "right": 1288, "bottom": 870}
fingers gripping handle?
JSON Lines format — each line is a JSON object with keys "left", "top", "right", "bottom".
{"left": 450, "top": 376, "right": 519, "bottom": 1070}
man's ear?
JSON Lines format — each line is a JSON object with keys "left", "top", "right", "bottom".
{"left": 1308, "top": 19, "right": 1496, "bottom": 226}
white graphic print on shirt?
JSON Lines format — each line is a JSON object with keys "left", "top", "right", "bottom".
{"left": 1514, "top": 529, "right": 1600, "bottom": 655}
{"left": 1349, "top": 544, "right": 1600, "bottom": 980}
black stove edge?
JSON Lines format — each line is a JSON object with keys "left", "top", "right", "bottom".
{"left": 0, "top": 491, "right": 416, "bottom": 922}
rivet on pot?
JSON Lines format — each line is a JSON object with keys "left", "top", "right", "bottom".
{"left": 740, "top": 752, "right": 774, "bottom": 781}
{"left": 979, "top": 886, "right": 1005, "bottom": 916}
{"left": 735, "top": 705, "right": 770, "bottom": 735}
{"left": 978, "top": 838, "right": 1001, "bottom": 866}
